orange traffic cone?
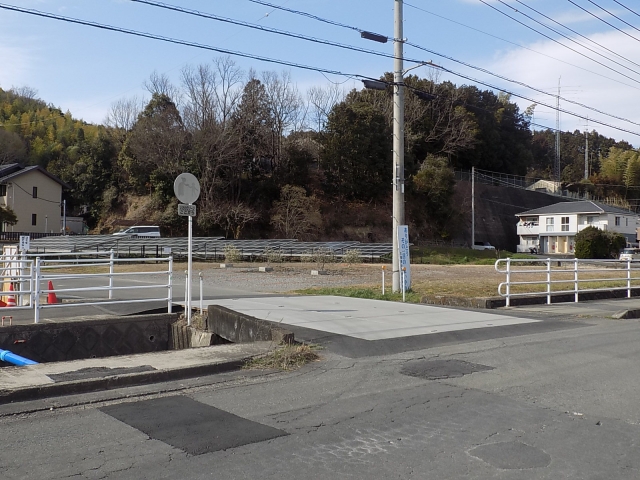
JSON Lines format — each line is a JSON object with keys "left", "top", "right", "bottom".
{"left": 6, "top": 284, "right": 16, "bottom": 308}
{"left": 47, "top": 281, "right": 58, "bottom": 304}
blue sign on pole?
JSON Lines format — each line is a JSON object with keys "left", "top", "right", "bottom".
{"left": 397, "top": 225, "right": 411, "bottom": 290}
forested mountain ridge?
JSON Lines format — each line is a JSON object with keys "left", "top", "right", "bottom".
{"left": 1, "top": 58, "right": 638, "bottom": 242}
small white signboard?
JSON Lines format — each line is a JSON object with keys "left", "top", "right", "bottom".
{"left": 19, "top": 235, "right": 30, "bottom": 252}
{"left": 397, "top": 225, "right": 411, "bottom": 290}
{"left": 178, "top": 204, "right": 197, "bottom": 217}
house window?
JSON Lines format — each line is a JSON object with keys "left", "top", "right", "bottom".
{"left": 31, "top": 214, "right": 37, "bottom": 226}
{"left": 32, "top": 186, "right": 37, "bottom": 198}
{"left": 0, "top": 185, "right": 5, "bottom": 197}
{"left": 615, "top": 216, "right": 621, "bottom": 226}
{"left": 586, "top": 216, "right": 596, "bottom": 224}
{"left": 561, "top": 217, "right": 569, "bottom": 232}
{"left": 546, "top": 217, "right": 554, "bottom": 232}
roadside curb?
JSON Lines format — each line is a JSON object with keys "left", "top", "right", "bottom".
{"left": 611, "top": 309, "right": 640, "bottom": 319}
{"left": 0, "top": 357, "right": 251, "bottom": 405}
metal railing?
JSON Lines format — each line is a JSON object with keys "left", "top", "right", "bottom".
{"left": 0, "top": 251, "right": 173, "bottom": 323}
{"left": 495, "top": 258, "right": 640, "bottom": 306}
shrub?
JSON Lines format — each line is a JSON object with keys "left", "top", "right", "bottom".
{"left": 263, "top": 247, "right": 284, "bottom": 264}
{"left": 575, "top": 226, "right": 625, "bottom": 259}
{"left": 223, "top": 244, "right": 241, "bottom": 262}
{"left": 342, "top": 249, "right": 362, "bottom": 265}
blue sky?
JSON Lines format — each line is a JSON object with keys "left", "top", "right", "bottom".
{"left": 1, "top": 0, "right": 640, "bottom": 146}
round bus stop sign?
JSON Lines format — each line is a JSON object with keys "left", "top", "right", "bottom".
{"left": 174, "top": 173, "right": 201, "bottom": 204}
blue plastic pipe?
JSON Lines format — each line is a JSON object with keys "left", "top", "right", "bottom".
{"left": 0, "top": 349, "right": 38, "bottom": 366}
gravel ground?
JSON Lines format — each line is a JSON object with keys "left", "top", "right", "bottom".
{"left": 170, "top": 262, "right": 503, "bottom": 297}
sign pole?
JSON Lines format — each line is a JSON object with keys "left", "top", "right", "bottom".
{"left": 187, "top": 206, "right": 193, "bottom": 326}
{"left": 173, "top": 172, "right": 201, "bottom": 328}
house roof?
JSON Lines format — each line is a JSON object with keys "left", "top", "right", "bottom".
{"left": 0, "top": 164, "right": 71, "bottom": 189}
{"left": 516, "top": 200, "right": 634, "bottom": 217}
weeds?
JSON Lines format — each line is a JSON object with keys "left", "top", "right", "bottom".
{"left": 223, "top": 244, "right": 241, "bottom": 263}
{"left": 296, "top": 286, "right": 423, "bottom": 303}
{"left": 244, "top": 343, "right": 320, "bottom": 371}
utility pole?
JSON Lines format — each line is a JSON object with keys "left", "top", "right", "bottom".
{"left": 584, "top": 121, "right": 589, "bottom": 180}
{"left": 392, "top": 0, "right": 405, "bottom": 293}
{"left": 471, "top": 166, "right": 475, "bottom": 248}
{"left": 555, "top": 77, "right": 561, "bottom": 186}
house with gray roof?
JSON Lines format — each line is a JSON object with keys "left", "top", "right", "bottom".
{"left": 515, "top": 200, "right": 639, "bottom": 254}
{"left": 0, "top": 163, "right": 70, "bottom": 233}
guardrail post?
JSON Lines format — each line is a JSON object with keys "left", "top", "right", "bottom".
{"left": 382, "top": 266, "right": 386, "bottom": 295}
{"left": 546, "top": 258, "right": 552, "bottom": 305}
{"left": 628, "top": 259, "right": 632, "bottom": 298}
{"left": 108, "top": 249, "right": 114, "bottom": 300}
{"left": 34, "top": 257, "right": 41, "bottom": 324}
{"left": 168, "top": 256, "right": 173, "bottom": 314}
{"left": 505, "top": 258, "right": 511, "bottom": 307}
{"left": 574, "top": 258, "right": 579, "bottom": 302}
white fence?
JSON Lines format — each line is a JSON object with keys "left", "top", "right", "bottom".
{"left": 1, "top": 251, "right": 173, "bottom": 323}
{"left": 495, "top": 258, "right": 640, "bottom": 306}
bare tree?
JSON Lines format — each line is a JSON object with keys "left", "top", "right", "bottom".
{"left": 144, "top": 71, "right": 181, "bottom": 106}
{"left": 104, "top": 96, "right": 143, "bottom": 132}
{"left": 307, "top": 83, "right": 345, "bottom": 131}
{"left": 262, "top": 70, "right": 305, "bottom": 162}
{"left": 212, "top": 56, "right": 244, "bottom": 126}
{"left": 270, "top": 185, "right": 321, "bottom": 239}
{"left": 181, "top": 58, "right": 246, "bottom": 225}
{"left": 199, "top": 200, "right": 260, "bottom": 239}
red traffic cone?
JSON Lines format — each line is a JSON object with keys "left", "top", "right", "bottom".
{"left": 6, "top": 284, "right": 16, "bottom": 307}
{"left": 47, "top": 281, "right": 58, "bottom": 304}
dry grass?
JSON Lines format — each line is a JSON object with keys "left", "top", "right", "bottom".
{"left": 244, "top": 344, "right": 320, "bottom": 371}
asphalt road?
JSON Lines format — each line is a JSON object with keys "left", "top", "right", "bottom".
{"left": 2, "top": 311, "right": 640, "bottom": 479}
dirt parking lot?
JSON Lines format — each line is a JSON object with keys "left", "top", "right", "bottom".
{"left": 169, "top": 262, "right": 504, "bottom": 298}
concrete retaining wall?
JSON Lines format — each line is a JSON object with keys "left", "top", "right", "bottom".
{"left": 422, "top": 287, "right": 640, "bottom": 309}
{"left": 0, "top": 314, "right": 177, "bottom": 365}
{"left": 207, "top": 304, "right": 293, "bottom": 344}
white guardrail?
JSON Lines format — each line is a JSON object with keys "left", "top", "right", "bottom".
{"left": 495, "top": 257, "right": 640, "bottom": 307}
{"left": 1, "top": 251, "right": 173, "bottom": 323}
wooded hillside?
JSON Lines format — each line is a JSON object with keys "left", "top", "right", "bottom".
{"left": 1, "top": 58, "right": 637, "bottom": 242}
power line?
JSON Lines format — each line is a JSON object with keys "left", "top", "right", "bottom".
{"left": 0, "top": 3, "right": 366, "bottom": 81}
{"left": 129, "top": 0, "right": 414, "bottom": 68}
{"left": 585, "top": 0, "right": 640, "bottom": 36}
{"left": 405, "top": 40, "right": 640, "bottom": 128}
{"left": 2, "top": 2, "right": 639, "bottom": 138}
{"left": 409, "top": 2, "right": 640, "bottom": 93}
{"left": 478, "top": 0, "right": 640, "bottom": 86}
{"left": 231, "top": 0, "right": 640, "bottom": 131}
{"left": 134, "top": 0, "right": 640, "bottom": 128}
{"left": 514, "top": 0, "right": 640, "bottom": 69}
{"left": 498, "top": 0, "right": 640, "bottom": 74}
{"left": 612, "top": 0, "right": 640, "bottom": 19}
{"left": 566, "top": 0, "right": 640, "bottom": 44}
{"left": 247, "top": 0, "right": 363, "bottom": 34}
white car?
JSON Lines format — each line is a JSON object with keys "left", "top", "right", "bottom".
{"left": 112, "top": 226, "right": 161, "bottom": 238}
{"left": 472, "top": 241, "right": 496, "bottom": 251}
{"left": 619, "top": 248, "right": 640, "bottom": 261}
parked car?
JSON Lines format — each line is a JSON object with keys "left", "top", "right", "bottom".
{"left": 619, "top": 248, "right": 640, "bottom": 261}
{"left": 112, "top": 226, "right": 161, "bottom": 238}
{"left": 472, "top": 241, "right": 496, "bottom": 251}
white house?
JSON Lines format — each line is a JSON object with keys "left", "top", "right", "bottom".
{"left": 516, "top": 201, "right": 639, "bottom": 254}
